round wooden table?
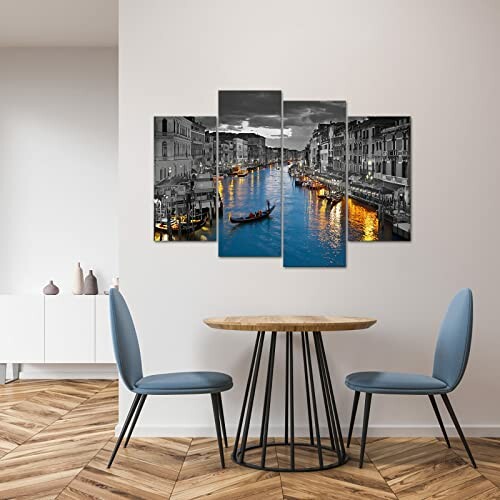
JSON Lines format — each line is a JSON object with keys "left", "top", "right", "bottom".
{"left": 204, "top": 315, "right": 376, "bottom": 472}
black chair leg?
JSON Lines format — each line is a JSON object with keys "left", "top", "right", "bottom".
{"left": 107, "top": 393, "right": 141, "bottom": 468}
{"left": 441, "top": 394, "right": 476, "bottom": 468}
{"left": 428, "top": 395, "right": 450, "bottom": 448}
{"left": 359, "top": 393, "right": 372, "bottom": 468}
{"left": 347, "top": 391, "right": 360, "bottom": 448}
{"left": 124, "top": 395, "right": 147, "bottom": 448}
{"left": 217, "top": 393, "right": 228, "bottom": 448}
{"left": 211, "top": 393, "right": 225, "bottom": 468}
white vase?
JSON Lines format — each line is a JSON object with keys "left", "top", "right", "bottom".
{"left": 72, "top": 262, "right": 84, "bottom": 295}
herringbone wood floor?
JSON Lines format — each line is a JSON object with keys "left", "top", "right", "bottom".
{"left": 0, "top": 381, "right": 499, "bottom": 499}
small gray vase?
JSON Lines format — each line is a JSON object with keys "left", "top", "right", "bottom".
{"left": 43, "top": 280, "right": 60, "bottom": 295}
{"left": 83, "top": 270, "right": 98, "bottom": 295}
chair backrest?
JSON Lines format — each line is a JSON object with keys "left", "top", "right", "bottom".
{"left": 432, "top": 288, "right": 473, "bottom": 391}
{"left": 109, "top": 288, "right": 143, "bottom": 391}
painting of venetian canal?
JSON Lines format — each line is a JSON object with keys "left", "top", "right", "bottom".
{"left": 348, "top": 117, "right": 411, "bottom": 241}
{"left": 153, "top": 116, "right": 217, "bottom": 242}
{"left": 283, "top": 101, "right": 347, "bottom": 267}
{"left": 218, "top": 91, "right": 282, "bottom": 257}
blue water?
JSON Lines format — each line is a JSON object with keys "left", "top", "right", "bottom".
{"left": 218, "top": 165, "right": 347, "bottom": 265}
{"left": 283, "top": 168, "right": 347, "bottom": 267}
{"left": 218, "top": 166, "right": 282, "bottom": 257}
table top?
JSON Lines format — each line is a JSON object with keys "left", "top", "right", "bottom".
{"left": 204, "top": 315, "right": 377, "bottom": 332}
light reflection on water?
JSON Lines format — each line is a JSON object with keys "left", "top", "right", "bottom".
{"left": 218, "top": 167, "right": 282, "bottom": 257}
{"left": 347, "top": 198, "right": 379, "bottom": 241}
{"left": 283, "top": 173, "right": 346, "bottom": 267}
{"left": 218, "top": 164, "right": 386, "bottom": 260}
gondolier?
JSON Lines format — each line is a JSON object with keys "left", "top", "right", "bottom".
{"left": 229, "top": 201, "right": 276, "bottom": 224}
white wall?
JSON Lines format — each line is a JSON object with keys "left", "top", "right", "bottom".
{"left": 0, "top": 48, "right": 118, "bottom": 294}
{"left": 119, "top": 0, "right": 500, "bottom": 436}
{"left": 0, "top": 48, "right": 118, "bottom": 378}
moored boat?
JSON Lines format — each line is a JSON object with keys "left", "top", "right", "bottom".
{"left": 327, "top": 193, "right": 343, "bottom": 206}
{"left": 155, "top": 214, "right": 208, "bottom": 234}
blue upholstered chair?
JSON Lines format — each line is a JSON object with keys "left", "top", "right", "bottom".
{"left": 108, "top": 288, "right": 233, "bottom": 468}
{"left": 345, "top": 288, "right": 475, "bottom": 468}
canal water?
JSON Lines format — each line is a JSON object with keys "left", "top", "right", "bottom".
{"left": 218, "top": 164, "right": 391, "bottom": 260}
{"left": 347, "top": 198, "right": 380, "bottom": 242}
{"left": 218, "top": 166, "right": 282, "bottom": 257}
{"left": 283, "top": 167, "right": 347, "bottom": 267}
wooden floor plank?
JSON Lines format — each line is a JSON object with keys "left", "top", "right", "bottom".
{"left": 0, "top": 380, "right": 499, "bottom": 499}
{"left": 443, "top": 437, "right": 500, "bottom": 489}
{"left": 0, "top": 380, "right": 116, "bottom": 499}
{"left": 366, "top": 436, "right": 499, "bottom": 500}
{"left": 279, "top": 441, "right": 397, "bottom": 500}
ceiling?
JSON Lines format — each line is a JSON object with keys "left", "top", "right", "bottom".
{"left": 0, "top": 0, "right": 118, "bottom": 47}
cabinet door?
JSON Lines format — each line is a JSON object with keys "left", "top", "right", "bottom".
{"left": 0, "top": 296, "right": 44, "bottom": 362}
{"left": 95, "top": 295, "right": 115, "bottom": 363}
{"left": 45, "top": 296, "right": 95, "bottom": 363}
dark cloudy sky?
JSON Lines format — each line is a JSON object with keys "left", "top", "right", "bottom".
{"left": 195, "top": 116, "right": 216, "bottom": 132}
{"left": 219, "top": 91, "right": 282, "bottom": 148}
{"left": 283, "top": 101, "right": 346, "bottom": 150}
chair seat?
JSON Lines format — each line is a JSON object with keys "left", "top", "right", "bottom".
{"left": 345, "top": 371, "right": 449, "bottom": 395}
{"left": 134, "top": 371, "right": 233, "bottom": 395}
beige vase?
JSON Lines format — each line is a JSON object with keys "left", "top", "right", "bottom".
{"left": 72, "top": 262, "right": 84, "bottom": 295}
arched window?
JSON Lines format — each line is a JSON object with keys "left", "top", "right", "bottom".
{"left": 162, "top": 118, "right": 167, "bottom": 133}
{"left": 162, "top": 141, "right": 167, "bottom": 157}
{"left": 402, "top": 161, "right": 408, "bottom": 178}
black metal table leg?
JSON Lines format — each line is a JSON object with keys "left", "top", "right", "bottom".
{"left": 288, "top": 331, "right": 295, "bottom": 469}
{"left": 260, "top": 332, "right": 277, "bottom": 467}
{"left": 232, "top": 331, "right": 264, "bottom": 462}
{"left": 232, "top": 330, "right": 349, "bottom": 472}
{"left": 317, "top": 333, "right": 347, "bottom": 462}
{"left": 301, "top": 332, "right": 315, "bottom": 446}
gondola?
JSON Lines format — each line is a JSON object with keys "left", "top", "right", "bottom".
{"left": 155, "top": 215, "right": 207, "bottom": 234}
{"left": 229, "top": 204, "right": 275, "bottom": 224}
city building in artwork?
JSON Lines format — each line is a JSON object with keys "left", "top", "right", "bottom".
{"left": 241, "top": 133, "right": 266, "bottom": 165}
{"left": 154, "top": 116, "right": 192, "bottom": 183}
{"left": 347, "top": 116, "right": 411, "bottom": 241}
{"left": 188, "top": 118, "right": 206, "bottom": 173}
{"left": 307, "top": 122, "right": 343, "bottom": 174}
{"left": 204, "top": 130, "right": 216, "bottom": 168}
{"left": 232, "top": 137, "right": 248, "bottom": 164}
{"left": 153, "top": 116, "right": 217, "bottom": 242}
{"left": 216, "top": 132, "right": 276, "bottom": 171}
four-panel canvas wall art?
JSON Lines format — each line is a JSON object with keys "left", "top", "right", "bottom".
{"left": 153, "top": 94, "right": 412, "bottom": 267}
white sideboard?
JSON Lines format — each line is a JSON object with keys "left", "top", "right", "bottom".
{"left": 0, "top": 295, "right": 115, "bottom": 382}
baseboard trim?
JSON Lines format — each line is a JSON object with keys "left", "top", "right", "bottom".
{"left": 116, "top": 423, "right": 500, "bottom": 438}
{"left": 20, "top": 371, "right": 117, "bottom": 380}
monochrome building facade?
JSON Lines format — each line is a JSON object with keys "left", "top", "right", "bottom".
{"left": 348, "top": 117, "right": 411, "bottom": 202}
{"left": 154, "top": 116, "right": 192, "bottom": 183}
{"left": 232, "top": 137, "right": 248, "bottom": 163}
{"left": 307, "top": 122, "right": 345, "bottom": 174}
{"left": 217, "top": 132, "right": 274, "bottom": 168}
{"left": 189, "top": 118, "right": 206, "bottom": 172}
{"left": 204, "top": 131, "right": 216, "bottom": 168}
